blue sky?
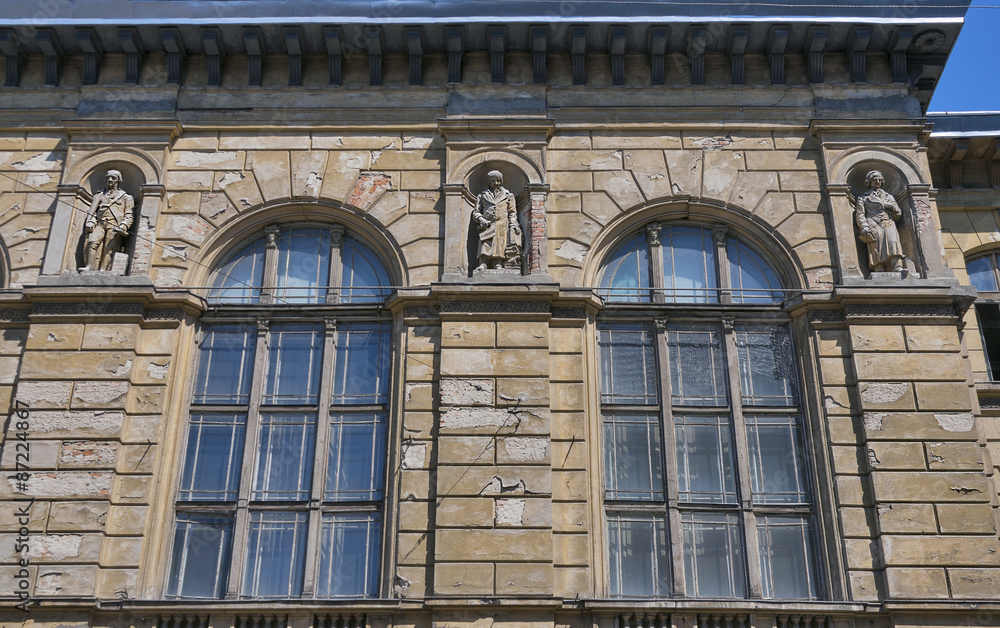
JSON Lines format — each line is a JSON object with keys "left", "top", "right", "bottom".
{"left": 928, "top": 0, "right": 1000, "bottom": 112}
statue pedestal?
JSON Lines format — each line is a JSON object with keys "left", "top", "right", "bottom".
{"left": 870, "top": 270, "right": 908, "bottom": 281}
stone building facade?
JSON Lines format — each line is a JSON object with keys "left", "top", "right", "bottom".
{"left": 0, "top": 2, "right": 999, "bottom": 628}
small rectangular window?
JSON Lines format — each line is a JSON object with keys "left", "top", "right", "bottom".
{"left": 264, "top": 324, "right": 323, "bottom": 405}
{"left": 253, "top": 412, "right": 316, "bottom": 501}
{"left": 193, "top": 325, "right": 255, "bottom": 405}
{"left": 317, "top": 512, "right": 382, "bottom": 597}
{"left": 667, "top": 325, "right": 728, "bottom": 406}
{"left": 757, "top": 515, "right": 818, "bottom": 599}
{"left": 242, "top": 511, "right": 308, "bottom": 598}
{"left": 675, "top": 414, "right": 737, "bottom": 504}
{"left": 179, "top": 412, "right": 246, "bottom": 501}
{"left": 332, "top": 323, "right": 391, "bottom": 405}
{"left": 746, "top": 414, "right": 810, "bottom": 504}
{"left": 599, "top": 323, "right": 659, "bottom": 405}
{"left": 166, "top": 514, "right": 233, "bottom": 599}
{"left": 735, "top": 325, "right": 798, "bottom": 406}
{"left": 607, "top": 512, "right": 670, "bottom": 597}
{"left": 603, "top": 412, "right": 664, "bottom": 501}
{"left": 326, "top": 412, "right": 387, "bottom": 501}
{"left": 681, "top": 512, "right": 746, "bottom": 598}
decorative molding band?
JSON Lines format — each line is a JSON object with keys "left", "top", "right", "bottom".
{"left": 440, "top": 300, "right": 550, "bottom": 314}
{"left": 979, "top": 396, "right": 1000, "bottom": 409}
{"left": 0, "top": 309, "right": 30, "bottom": 322}
{"left": 551, "top": 307, "right": 587, "bottom": 319}
{"left": 810, "top": 309, "right": 846, "bottom": 323}
{"left": 145, "top": 308, "right": 185, "bottom": 321}
{"left": 404, "top": 305, "right": 441, "bottom": 319}
{"left": 33, "top": 302, "right": 146, "bottom": 316}
{"left": 844, "top": 304, "right": 955, "bottom": 318}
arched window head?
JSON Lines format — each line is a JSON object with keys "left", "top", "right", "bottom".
{"left": 599, "top": 223, "right": 785, "bottom": 304}
{"left": 208, "top": 224, "right": 391, "bottom": 305}
{"left": 966, "top": 253, "right": 1000, "bottom": 382}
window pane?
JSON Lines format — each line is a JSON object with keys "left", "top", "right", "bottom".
{"left": 662, "top": 226, "right": 717, "bottom": 303}
{"left": 253, "top": 413, "right": 316, "bottom": 501}
{"left": 179, "top": 413, "right": 246, "bottom": 501}
{"left": 264, "top": 324, "right": 323, "bottom": 405}
{"left": 341, "top": 236, "right": 392, "bottom": 303}
{"left": 608, "top": 512, "right": 670, "bottom": 596}
{"left": 977, "top": 303, "right": 1000, "bottom": 381}
{"left": 317, "top": 512, "right": 381, "bottom": 597}
{"left": 167, "top": 513, "right": 232, "bottom": 599}
{"left": 758, "top": 515, "right": 818, "bottom": 599}
{"left": 728, "top": 239, "right": 783, "bottom": 304}
{"left": 667, "top": 325, "right": 728, "bottom": 406}
{"left": 208, "top": 236, "right": 266, "bottom": 304}
{"left": 681, "top": 512, "right": 745, "bottom": 598}
{"left": 242, "top": 511, "right": 308, "bottom": 598}
{"left": 746, "top": 414, "right": 810, "bottom": 504}
{"left": 735, "top": 325, "right": 798, "bottom": 406}
{"left": 598, "top": 323, "right": 658, "bottom": 405}
{"left": 193, "top": 325, "right": 255, "bottom": 404}
{"left": 599, "top": 232, "right": 651, "bottom": 303}
{"left": 332, "top": 323, "right": 391, "bottom": 405}
{"left": 274, "top": 227, "right": 331, "bottom": 304}
{"left": 675, "top": 414, "right": 737, "bottom": 504}
{"left": 604, "top": 412, "right": 664, "bottom": 501}
{"left": 968, "top": 256, "right": 998, "bottom": 293}
{"left": 327, "top": 412, "right": 387, "bottom": 501}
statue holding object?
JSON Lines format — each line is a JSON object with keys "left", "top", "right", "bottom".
{"left": 81, "top": 169, "right": 134, "bottom": 272}
{"left": 855, "top": 170, "right": 904, "bottom": 273}
{"left": 473, "top": 170, "right": 523, "bottom": 271}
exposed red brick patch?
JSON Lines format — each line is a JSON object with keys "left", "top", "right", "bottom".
{"left": 348, "top": 172, "right": 392, "bottom": 210}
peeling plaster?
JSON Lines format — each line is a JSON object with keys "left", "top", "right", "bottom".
{"left": 502, "top": 437, "right": 548, "bottom": 461}
{"left": 863, "top": 412, "right": 885, "bottom": 431}
{"left": 861, "top": 382, "right": 908, "bottom": 405}
{"left": 401, "top": 442, "right": 426, "bottom": 470}
{"left": 935, "top": 413, "right": 975, "bottom": 432}
{"left": 555, "top": 241, "right": 588, "bottom": 263}
{"left": 495, "top": 498, "right": 525, "bottom": 526}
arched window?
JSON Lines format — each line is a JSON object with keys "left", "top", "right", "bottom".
{"left": 207, "top": 225, "right": 391, "bottom": 305}
{"left": 967, "top": 253, "right": 1000, "bottom": 381}
{"left": 167, "top": 223, "right": 393, "bottom": 600}
{"left": 599, "top": 225, "right": 783, "bottom": 304}
{"left": 597, "top": 221, "right": 821, "bottom": 600}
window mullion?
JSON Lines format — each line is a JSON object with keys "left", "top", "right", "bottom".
{"left": 654, "top": 317, "right": 684, "bottom": 597}
{"left": 301, "top": 318, "right": 337, "bottom": 596}
{"left": 722, "top": 319, "right": 763, "bottom": 598}
{"left": 225, "top": 319, "right": 271, "bottom": 598}
{"left": 714, "top": 225, "right": 732, "bottom": 304}
{"left": 259, "top": 224, "right": 280, "bottom": 305}
{"left": 327, "top": 225, "right": 345, "bottom": 304}
{"left": 647, "top": 222, "right": 664, "bottom": 303}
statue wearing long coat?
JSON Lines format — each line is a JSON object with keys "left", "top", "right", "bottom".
{"left": 473, "top": 184, "right": 519, "bottom": 269}
{"left": 855, "top": 186, "right": 903, "bottom": 272}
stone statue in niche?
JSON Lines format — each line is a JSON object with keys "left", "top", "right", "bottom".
{"left": 472, "top": 170, "right": 523, "bottom": 271}
{"left": 81, "top": 169, "right": 135, "bottom": 272}
{"left": 855, "top": 170, "right": 904, "bottom": 273}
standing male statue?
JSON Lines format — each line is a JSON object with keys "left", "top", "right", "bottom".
{"left": 855, "top": 170, "right": 904, "bottom": 273}
{"left": 472, "top": 170, "right": 522, "bottom": 271}
{"left": 82, "top": 169, "right": 134, "bottom": 271}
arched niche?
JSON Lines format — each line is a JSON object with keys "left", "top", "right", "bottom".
{"left": 43, "top": 147, "right": 163, "bottom": 279}
{"left": 443, "top": 148, "right": 550, "bottom": 281}
{"left": 845, "top": 160, "right": 922, "bottom": 279}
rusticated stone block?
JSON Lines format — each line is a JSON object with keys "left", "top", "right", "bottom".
{"left": 8, "top": 471, "right": 111, "bottom": 499}
{"left": 73, "top": 381, "right": 129, "bottom": 409}
{"left": 553, "top": 533, "right": 589, "bottom": 566}
{"left": 436, "top": 529, "right": 552, "bottom": 562}
{"left": 937, "top": 504, "right": 997, "bottom": 534}
{"left": 495, "top": 562, "right": 553, "bottom": 595}
{"left": 437, "top": 465, "right": 551, "bottom": 497}
{"left": 34, "top": 564, "right": 99, "bottom": 596}
{"left": 554, "top": 566, "right": 591, "bottom": 597}
{"left": 914, "top": 382, "right": 974, "bottom": 412}
{"left": 437, "top": 497, "right": 494, "bottom": 528}
{"left": 104, "top": 505, "right": 148, "bottom": 536}
{"left": 876, "top": 503, "right": 936, "bottom": 534}
{"left": 926, "top": 442, "right": 982, "bottom": 470}
{"left": 399, "top": 470, "right": 432, "bottom": 501}
{"left": 437, "top": 435, "right": 495, "bottom": 465}
{"left": 25, "top": 324, "right": 84, "bottom": 350}
{"left": 868, "top": 441, "right": 925, "bottom": 470}
{"left": 904, "top": 325, "right": 961, "bottom": 352}
{"left": 848, "top": 570, "right": 880, "bottom": 601}
{"left": 948, "top": 567, "right": 1000, "bottom": 599}
{"left": 886, "top": 567, "right": 949, "bottom": 599}
{"left": 81, "top": 324, "right": 138, "bottom": 350}
{"left": 60, "top": 441, "right": 118, "bottom": 467}
{"left": 29, "top": 410, "right": 124, "bottom": 438}
{"left": 440, "top": 406, "right": 549, "bottom": 435}
{"left": 441, "top": 321, "right": 495, "bottom": 348}
{"left": 440, "top": 378, "right": 494, "bottom": 407}
{"left": 874, "top": 471, "right": 990, "bottom": 503}
{"left": 496, "top": 321, "right": 548, "bottom": 348}
{"left": 855, "top": 353, "right": 966, "bottom": 382}
{"left": 406, "top": 325, "right": 440, "bottom": 353}
{"left": 883, "top": 535, "right": 1000, "bottom": 566}
{"left": 850, "top": 325, "right": 905, "bottom": 352}
{"left": 434, "top": 562, "right": 494, "bottom": 595}
{"left": 498, "top": 437, "right": 550, "bottom": 464}
{"left": 864, "top": 412, "right": 975, "bottom": 441}
{"left": 95, "top": 567, "right": 138, "bottom": 598}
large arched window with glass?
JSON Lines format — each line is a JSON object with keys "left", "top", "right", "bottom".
{"left": 597, "top": 221, "right": 821, "bottom": 600}
{"left": 167, "top": 223, "right": 393, "bottom": 599}
{"left": 966, "top": 252, "right": 1000, "bottom": 381}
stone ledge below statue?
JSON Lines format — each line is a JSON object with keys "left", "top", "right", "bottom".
{"left": 36, "top": 271, "right": 154, "bottom": 287}
{"left": 441, "top": 270, "right": 554, "bottom": 284}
